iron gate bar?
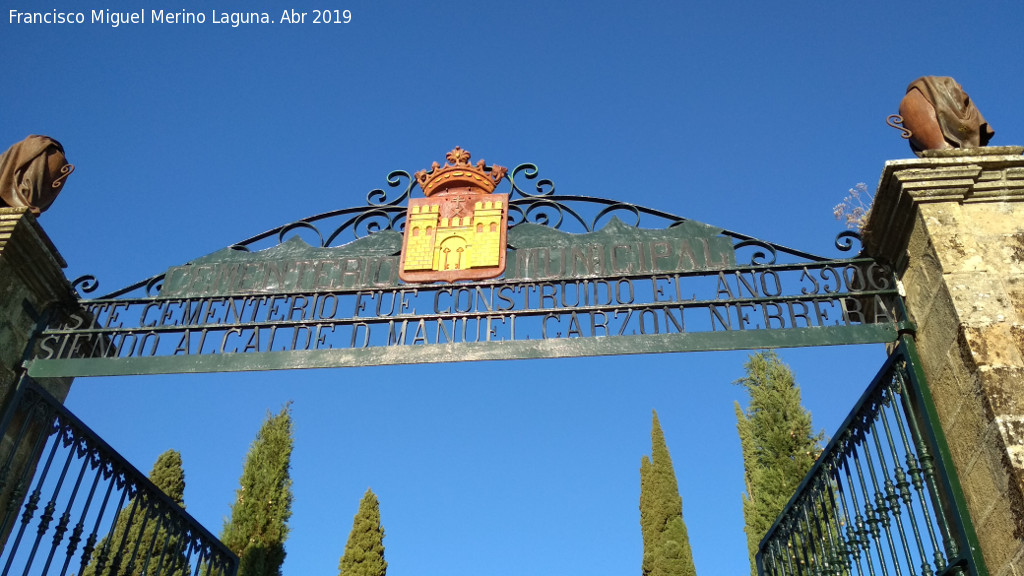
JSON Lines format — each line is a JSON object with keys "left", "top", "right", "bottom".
{"left": 755, "top": 335, "right": 987, "bottom": 576}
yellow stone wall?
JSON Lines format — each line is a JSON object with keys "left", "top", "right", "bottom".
{"left": 404, "top": 205, "right": 439, "bottom": 271}
{"left": 404, "top": 200, "right": 504, "bottom": 272}
{"left": 471, "top": 200, "right": 503, "bottom": 268}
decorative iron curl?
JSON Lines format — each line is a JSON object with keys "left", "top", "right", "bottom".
{"left": 593, "top": 202, "right": 642, "bottom": 230}
{"left": 733, "top": 239, "right": 778, "bottom": 265}
{"left": 835, "top": 230, "right": 862, "bottom": 253}
{"left": 508, "top": 163, "right": 555, "bottom": 198}
{"left": 71, "top": 275, "right": 99, "bottom": 295}
{"left": 145, "top": 276, "right": 164, "bottom": 297}
{"left": 886, "top": 114, "right": 912, "bottom": 139}
{"left": 278, "top": 221, "right": 324, "bottom": 247}
{"left": 509, "top": 197, "right": 590, "bottom": 231}
{"left": 351, "top": 208, "right": 400, "bottom": 239}
{"left": 509, "top": 200, "right": 564, "bottom": 229}
{"left": 366, "top": 170, "right": 414, "bottom": 207}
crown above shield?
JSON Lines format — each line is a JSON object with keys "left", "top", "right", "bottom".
{"left": 414, "top": 147, "right": 507, "bottom": 196}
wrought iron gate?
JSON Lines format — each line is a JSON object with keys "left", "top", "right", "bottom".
{"left": 756, "top": 335, "right": 986, "bottom": 576}
{"left": 0, "top": 377, "right": 238, "bottom": 576}
{"left": 0, "top": 151, "right": 987, "bottom": 575}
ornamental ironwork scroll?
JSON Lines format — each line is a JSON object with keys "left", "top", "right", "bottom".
{"left": 28, "top": 151, "right": 907, "bottom": 378}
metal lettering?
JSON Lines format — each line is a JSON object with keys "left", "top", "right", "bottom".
{"left": 638, "top": 309, "right": 658, "bottom": 335}
{"left": 715, "top": 273, "right": 734, "bottom": 299}
{"left": 735, "top": 272, "right": 760, "bottom": 298}
{"left": 611, "top": 244, "right": 634, "bottom": 274}
{"left": 351, "top": 323, "right": 370, "bottom": 348}
{"left": 221, "top": 328, "right": 242, "bottom": 353}
{"left": 540, "top": 283, "right": 557, "bottom": 309}
{"left": 615, "top": 309, "right": 632, "bottom": 336}
{"left": 615, "top": 279, "right": 634, "bottom": 304}
{"left": 819, "top": 266, "right": 841, "bottom": 294}
{"left": 661, "top": 307, "right": 684, "bottom": 333}
{"left": 288, "top": 295, "right": 309, "bottom": 321}
{"left": 292, "top": 326, "right": 313, "bottom": 350}
{"left": 651, "top": 277, "right": 671, "bottom": 303}
{"left": 29, "top": 258, "right": 902, "bottom": 370}
{"left": 590, "top": 310, "right": 608, "bottom": 337}
{"left": 566, "top": 313, "right": 583, "bottom": 338}
{"left": 842, "top": 297, "right": 864, "bottom": 325}
{"left": 787, "top": 301, "right": 812, "bottom": 328}
{"left": 736, "top": 304, "right": 756, "bottom": 330}
{"left": 812, "top": 299, "right": 834, "bottom": 326}
{"left": 759, "top": 270, "right": 782, "bottom": 297}
{"left": 433, "top": 288, "right": 452, "bottom": 314}
{"left": 799, "top": 267, "right": 820, "bottom": 295}
{"left": 762, "top": 302, "right": 785, "bottom": 329}
{"left": 315, "top": 324, "right": 334, "bottom": 349}
{"left": 651, "top": 241, "right": 673, "bottom": 271}
{"left": 139, "top": 332, "right": 160, "bottom": 356}
{"left": 709, "top": 304, "right": 732, "bottom": 330}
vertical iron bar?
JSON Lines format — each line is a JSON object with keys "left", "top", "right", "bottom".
{"left": 2, "top": 417, "right": 63, "bottom": 576}
{"left": 91, "top": 476, "right": 130, "bottom": 576}
{"left": 874, "top": 390, "right": 921, "bottom": 576}
{"left": 885, "top": 370, "right": 942, "bottom": 576}
{"left": 898, "top": 336, "right": 987, "bottom": 576}
{"left": 75, "top": 466, "right": 117, "bottom": 576}
{"left": 20, "top": 427, "right": 77, "bottom": 576}
{"left": 41, "top": 442, "right": 91, "bottom": 575}
{"left": 861, "top": 415, "right": 906, "bottom": 576}
{"left": 58, "top": 452, "right": 103, "bottom": 576}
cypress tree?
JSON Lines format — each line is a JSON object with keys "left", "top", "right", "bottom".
{"left": 639, "top": 411, "right": 697, "bottom": 576}
{"left": 82, "top": 449, "right": 189, "bottom": 576}
{"left": 338, "top": 489, "right": 387, "bottom": 576}
{"left": 734, "top": 351, "right": 823, "bottom": 576}
{"left": 220, "top": 403, "right": 294, "bottom": 576}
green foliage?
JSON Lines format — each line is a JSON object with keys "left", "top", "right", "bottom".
{"left": 639, "top": 411, "right": 697, "bottom": 576}
{"left": 221, "top": 404, "right": 294, "bottom": 576}
{"left": 82, "top": 449, "right": 189, "bottom": 576}
{"left": 338, "top": 489, "right": 387, "bottom": 576}
{"left": 734, "top": 351, "right": 823, "bottom": 576}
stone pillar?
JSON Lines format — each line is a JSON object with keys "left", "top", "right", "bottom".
{"left": 863, "top": 146, "right": 1024, "bottom": 576}
{"left": 0, "top": 207, "right": 77, "bottom": 404}
{"left": 0, "top": 208, "right": 79, "bottom": 546}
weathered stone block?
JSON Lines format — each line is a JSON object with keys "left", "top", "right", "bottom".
{"left": 976, "top": 499, "right": 1020, "bottom": 575}
{"left": 948, "top": 274, "right": 1015, "bottom": 328}
{"left": 929, "top": 354, "right": 969, "bottom": 428}
{"left": 901, "top": 242, "right": 943, "bottom": 324}
{"left": 963, "top": 325, "right": 1024, "bottom": 369}
{"left": 914, "top": 289, "right": 961, "bottom": 372}
{"left": 1011, "top": 324, "right": 1024, "bottom": 360}
{"left": 959, "top": 425, "right": 1004, "bottom": 520}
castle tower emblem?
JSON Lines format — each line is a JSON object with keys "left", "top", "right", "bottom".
{"left": 399, "top": 147, "right": 509, "bottom": 283}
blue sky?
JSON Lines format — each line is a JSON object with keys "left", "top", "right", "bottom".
{"left": 4, "top": 1, "right": 1023, "bottom": 575}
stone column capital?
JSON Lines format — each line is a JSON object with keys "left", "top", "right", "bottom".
{"left": 863, "top": 146, "right": 1024, "bottom": 270}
